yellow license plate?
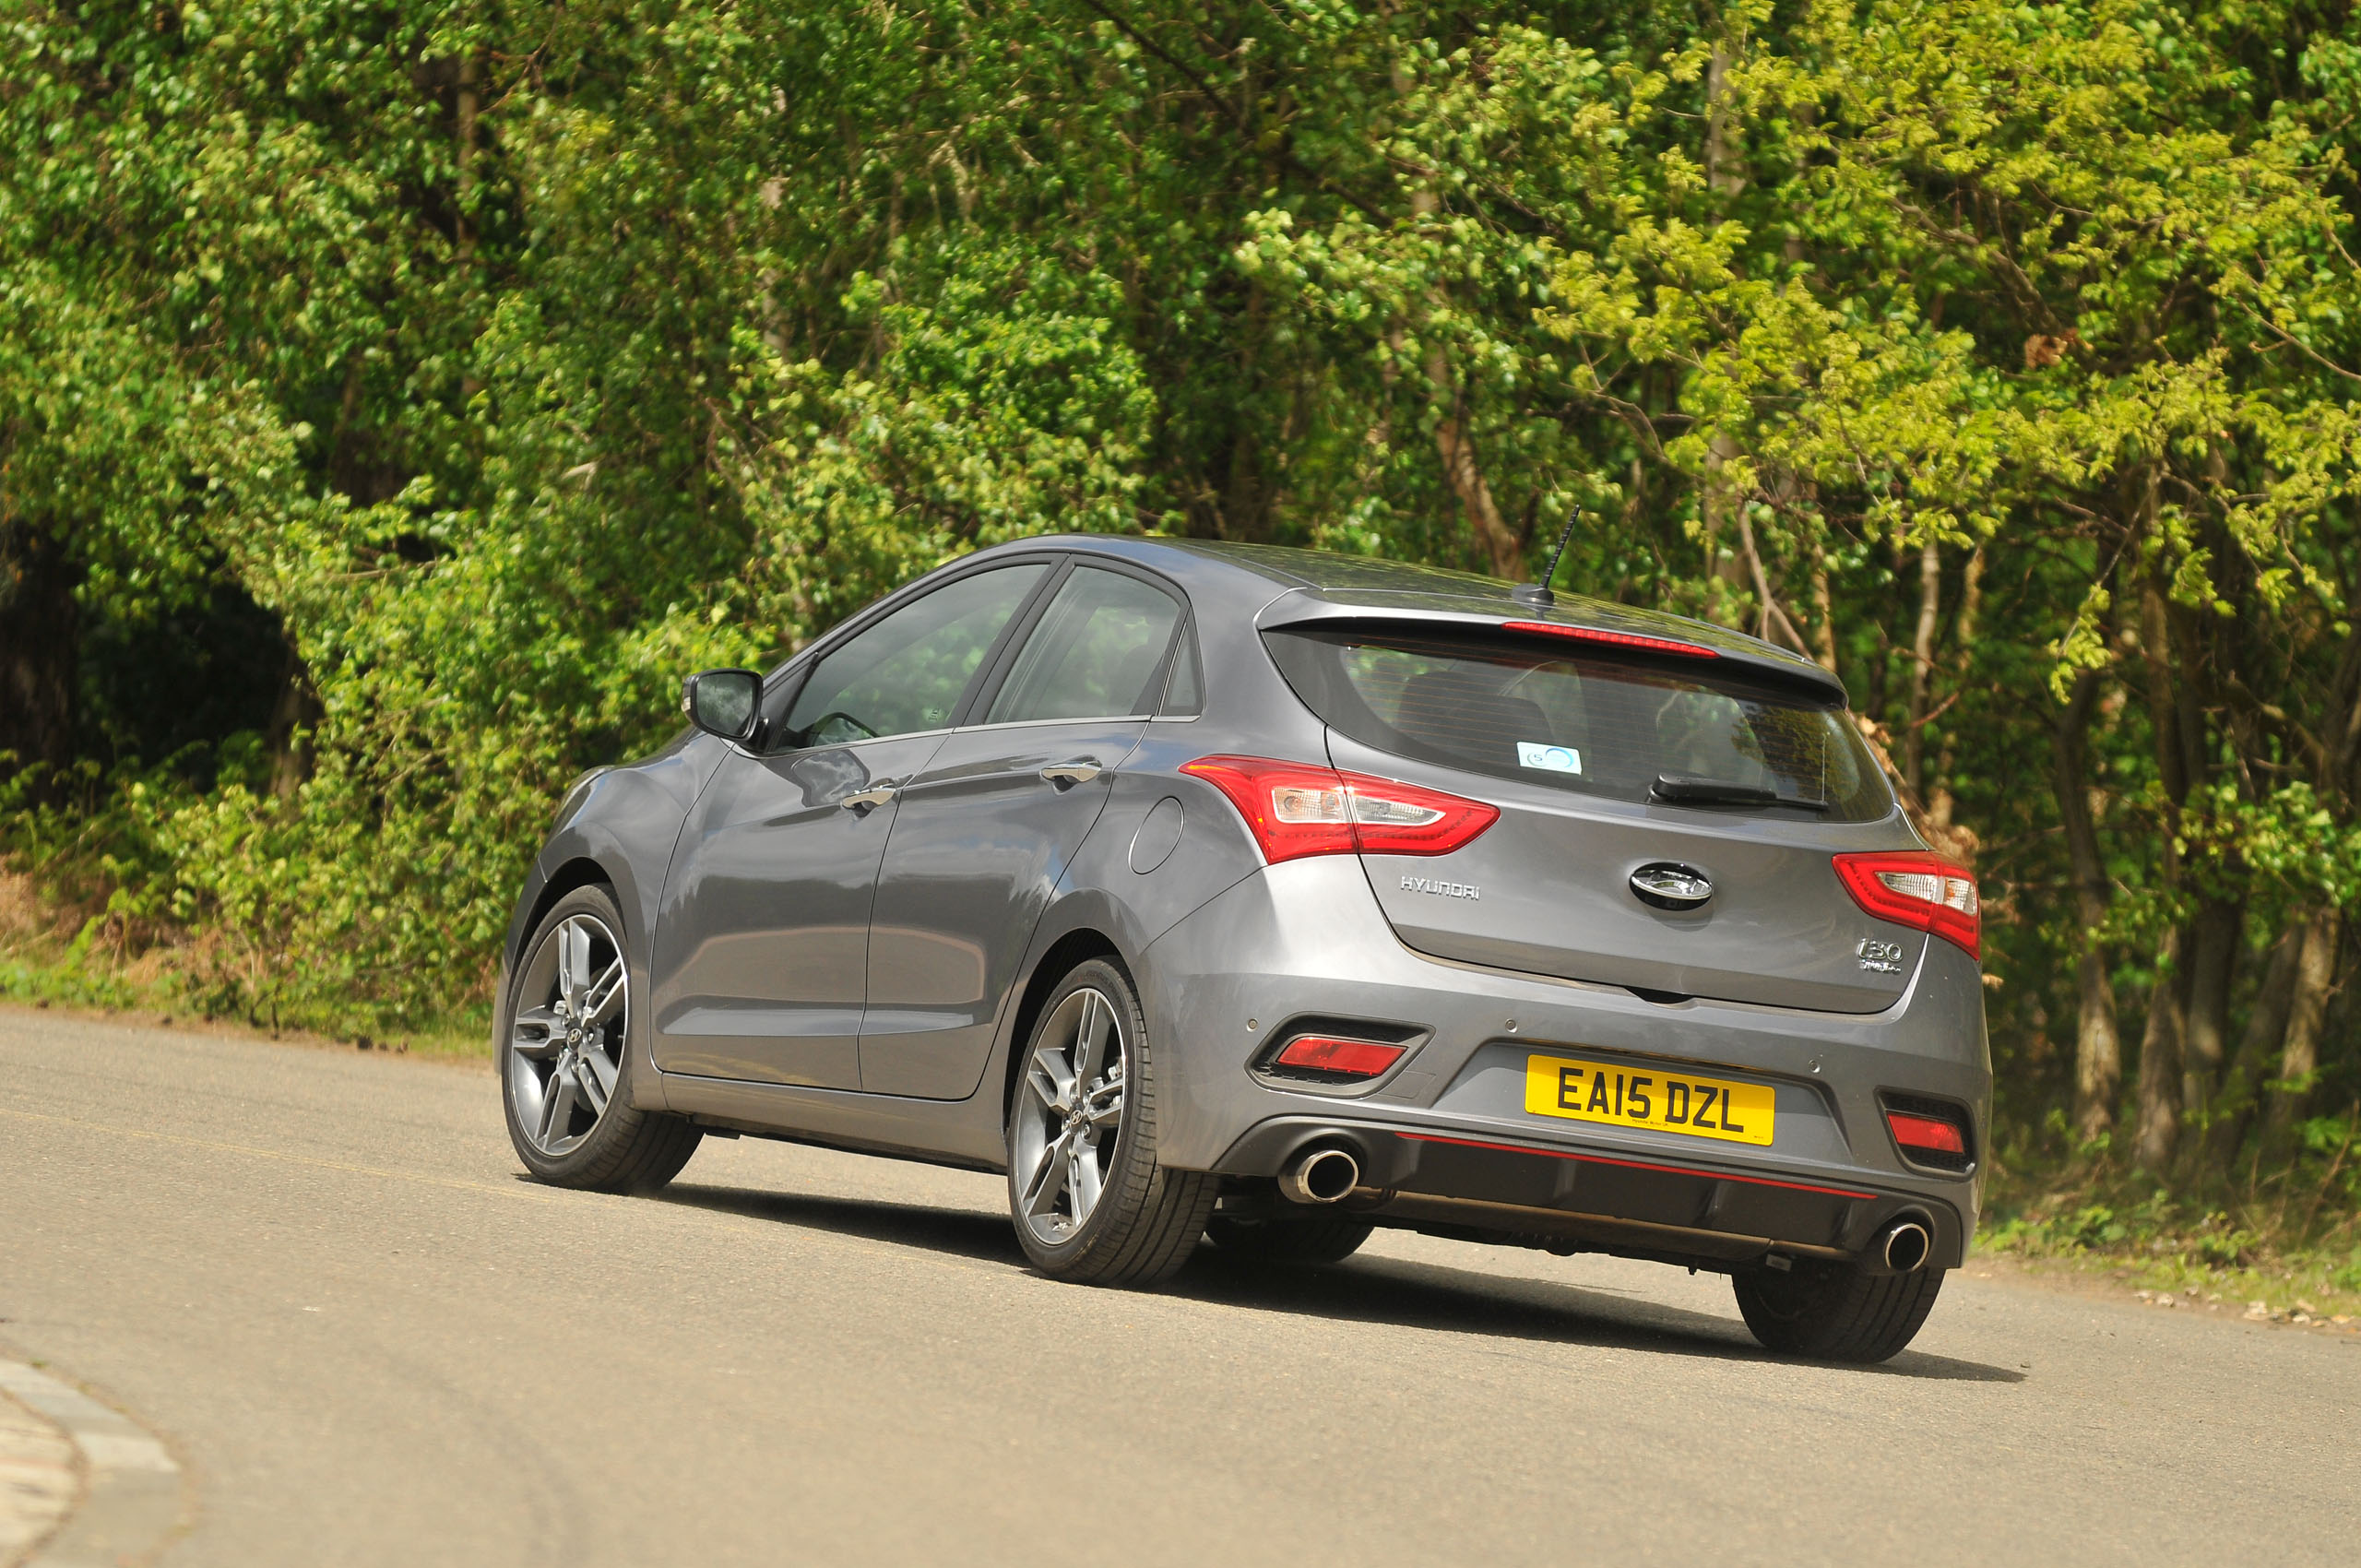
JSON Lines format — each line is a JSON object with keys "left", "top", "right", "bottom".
{"left": 1523, "top": 1053, "right": 1775, "bottom": 1146}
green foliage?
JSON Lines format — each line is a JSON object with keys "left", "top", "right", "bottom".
{"left": 1, "top": 0, "right": 2360, "bottom": 1246}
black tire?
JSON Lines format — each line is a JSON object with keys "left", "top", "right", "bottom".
{"left": 1004, "top": 957, "right": 1216, "bottom": 1286}
{"left": 1204, "top": 1211, "right": 1374, "bottom": 1266}
{"left": 1732, "top": 1259, "right": 1944, "bottom": 1363}
{"left": 499, "top": 884, "right": 702, "bottom": 1194}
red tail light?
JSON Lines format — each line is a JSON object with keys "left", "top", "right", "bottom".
{"left": 1272, "top": 1036, "right": 1406, "bottom": 1078}
{"left": 1501, "top": 621, "right": 1719, "bottom": 659}
{"left": 1833, "top": 851, "right": 1980, "bottom": 959}
{"left": 1886, "top": 1110, "right": 1966, "bottom": 1156}
{"left": 1181, "top": 755, "right": 1500, "bottom": 864}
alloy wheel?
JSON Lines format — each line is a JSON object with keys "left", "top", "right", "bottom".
{"left": 508, "top": 912, "right": 629, "bottom": 1158}
{"left": 1011, "top": 987, "right": 1127, "bottom": 1244}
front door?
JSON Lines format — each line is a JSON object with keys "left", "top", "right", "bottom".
{"left": 860, "top": 564, "right": 1188, "bottom": 1099}
{"left": 650, "top": 562, "right": 1052, "bottom": 1087}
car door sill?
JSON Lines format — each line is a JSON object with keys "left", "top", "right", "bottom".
{"left": 661, "top": 1069, "right": 1005, "bottom": 1172}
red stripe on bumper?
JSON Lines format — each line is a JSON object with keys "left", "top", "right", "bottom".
{"left": 1398, "top": 1133, "right": 1877, "bottom": 1201}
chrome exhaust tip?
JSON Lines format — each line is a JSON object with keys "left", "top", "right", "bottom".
{"left": 1278, "top": 1146, "right": 1361, "bottom": 1205}
{"left": 1879, "top": 1218, "right": 1932, "bottom": 1274}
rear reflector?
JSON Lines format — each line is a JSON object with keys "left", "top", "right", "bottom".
{"left": 1886, "top": 1110, "right": 1967, "bottom": 1156}
{"left": 1181, "top": 755, "right": 1499, "bottom": 863}
{"left": 1832, "top": 851, "right": 1980, "bottom": 959}
{"left": 1501, "top": 621, "right": 1719, "bottom": 659}
{"left": 1272, "top": 1036, "right": 1406, "bottom": 1078}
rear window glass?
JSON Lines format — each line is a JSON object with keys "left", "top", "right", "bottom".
{"left": 1264, "top": 626, "right": 1892, "bottom": 821}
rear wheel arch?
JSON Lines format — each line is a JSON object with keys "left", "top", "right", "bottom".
{"left": 1003, "top": 928, "right": 1126, "bottom": 1128}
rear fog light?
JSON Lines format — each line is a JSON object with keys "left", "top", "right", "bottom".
{"left": 1271, "top": 1036, "right": 1406, "bottom": 1078}
{"left": 1883, "top": 1100, "right": 1973, "bottom": 1171}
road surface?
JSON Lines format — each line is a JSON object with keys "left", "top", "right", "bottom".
{"left": 2, "top": 1007, "right": 2355, "bottom": 1566}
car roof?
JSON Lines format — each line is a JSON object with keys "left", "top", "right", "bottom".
{"left": 1009, "top": 535, "right": 1847, "bottom": 705}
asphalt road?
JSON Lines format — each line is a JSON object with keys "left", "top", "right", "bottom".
{"left": 3, "top": 1008, "right": 2356, "bottom": 1567}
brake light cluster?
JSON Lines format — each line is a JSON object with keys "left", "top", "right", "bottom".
{"left": 1181, "top": 755, "right": 1499, "bottom": 863}
{"left": 1833, "top": 851, "right": 1981, "bottom": 959}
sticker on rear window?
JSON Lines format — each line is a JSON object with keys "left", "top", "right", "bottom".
{"left": 1517, "top": 742, "right": 1583, "bottom": 776}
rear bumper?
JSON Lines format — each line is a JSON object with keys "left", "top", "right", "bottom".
{"left": 1134, "top": 858, "right": 1990, "bottom": 1269}
{"left": 1209, "top": 1118, "right": 1968, "bottom": 1270}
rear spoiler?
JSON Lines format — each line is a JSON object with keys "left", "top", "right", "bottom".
{"left": 1254, "top": 592, "right": 1850, "bottom": 707}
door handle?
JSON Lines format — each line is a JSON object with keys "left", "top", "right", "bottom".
{"left": 839, "top": 784, "right": 899, "bottom": 812}
{"left": 1039, "top": 761, "right": 1102, "bottom": 789}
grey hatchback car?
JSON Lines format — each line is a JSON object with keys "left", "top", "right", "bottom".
{"left": 498, "top": 537, "right": 1988, "bottom": 1362}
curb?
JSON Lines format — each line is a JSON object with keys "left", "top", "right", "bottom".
{"left": 0, "top": 1360, "right": 183, "bottom": 1568}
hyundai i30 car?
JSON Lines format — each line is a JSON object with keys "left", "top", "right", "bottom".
{"left": 498, "top": 538, "right": 1988, "bottom": 1362}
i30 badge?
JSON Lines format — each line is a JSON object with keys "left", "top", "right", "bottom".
{"left": 1856, "top": 936, "right": 1906, "bottom": 973}
{"left": 1629, "top": 862, "right": 1713, "bottom": 910}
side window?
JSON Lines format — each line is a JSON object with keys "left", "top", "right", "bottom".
{"left": 1159, "top": 619, "right": 1204, "bottom": 716}
{"left": 984, "top": 567, "right": 1185, "bottom": 725}
{"left": 776, "top": 564, "right": 1048, "bottom": 750}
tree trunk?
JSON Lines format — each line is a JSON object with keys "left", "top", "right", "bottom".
{"left": 2264, "top": 909, "right": 2343, "bottom": 1151}
{"left": 1904, "top": 537, "right": 1940, "bottom": 794}
{"left": 266, "top": 634, "right": 323, "bottom": 802}
{"left": 1807, "top": 529, "right": 1838, "bottom": 673}
{"left": 2133, "top": 927, "right": 2185, "bottom": 1170}
{"left": 0, "top": 522, "right": 79, "bottom": 796}
{"left": 1695, "top": 44, "right": 1752, "bottom": 620}
{"left": 2130, "top": 574, "right": 2186, "bottom": 1170}
{"left": 1425, "top": 348, "right": 1524, "bottom": 581}
{"left": 1703, "top": 44, "right": 1744, "bottom": 201}
{"left": 456, "top": 53, "right": 479, "bottom": 255}
{"left": 1925, "top": 544, "right": 1984, "bottom": 860}
{"left": 2054, "top": 671, "right": 2120, "bottom": 1140}
{"left": 2204, "top": 922, "right": 2305, "bottom": 1174}
{"left": 1389, "top": 49, "right": 1522, "bottom": 584}
{"left": 2179, "top": 898, "right": 2242, "bottom": 1131}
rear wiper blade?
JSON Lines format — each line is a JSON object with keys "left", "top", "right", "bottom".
{"left": 1652, "top": 773, "right": 1831, "bottom": 812}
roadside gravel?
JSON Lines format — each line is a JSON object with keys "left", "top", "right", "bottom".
{"left": 0, "top": 1387, "right": 75, "bottom": 1566}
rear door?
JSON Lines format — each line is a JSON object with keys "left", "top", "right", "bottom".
{"left": 1265, "top": 623, "right": 1922, "bottom": 1014}
{"left": 858, "top": 563, "right": 1190, "bottom": 1099}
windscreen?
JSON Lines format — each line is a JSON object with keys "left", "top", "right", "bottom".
{"left": 1264, "top": 625, "right": 1892, "bottom": 822}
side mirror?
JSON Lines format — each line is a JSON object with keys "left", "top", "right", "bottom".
{"left": 682, "top": 668, "right": 762, "bottom": 743}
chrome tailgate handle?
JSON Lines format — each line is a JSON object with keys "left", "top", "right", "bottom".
{"left": 1039, "top": 761, "right": 1102, "bottom": 789}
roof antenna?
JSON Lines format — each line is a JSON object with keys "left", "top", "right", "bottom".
{"left": 1512, "top": 507, "right": 1582, "bottom": 608}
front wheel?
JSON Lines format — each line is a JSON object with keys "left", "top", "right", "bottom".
{"left": 1004, "top": 958, "right": 1215, "bottom": 1286}
{"left": 500, "top": 884, "right": 701, "bottom": 1193}
{"left": 1731, "top": 1259, "right": 1944, "bottom": 1363}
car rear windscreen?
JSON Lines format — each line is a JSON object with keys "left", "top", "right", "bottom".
{"left": 1264, "top": 624, "right": 1892, "bottom": 822}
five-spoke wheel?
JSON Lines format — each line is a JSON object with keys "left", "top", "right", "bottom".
{"left": 499, "top": 884, "right": 702, "bottom": 1192}
{"left": 508, "top": 911, "right": 629, "bottom": 1156}
{"left": 1011, "top": 987, "right": 1127, "bottom": 1244}
{"left": 1003, "top": 958, "right": 1215, "bottom": 1284}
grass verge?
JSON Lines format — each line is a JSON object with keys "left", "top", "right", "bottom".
{"left": 1980, "top": 1151, "right": 2361, "bottom": 1328}
{"left": 1, "top": 869, "right": 492, "bottom": 1059}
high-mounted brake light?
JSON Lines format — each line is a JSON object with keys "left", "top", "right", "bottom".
{"left": 1501, "top": 621, "right": 1719, "bottom": 659}
{"left": 1833, "top": 851, "right": 1980, "bottom": 959}
{"left": 1181, "top": 755, "right": 1499, "bottom": 864}
{"left": 1272, "top": 1036, "right": 1406, "bottom": 1078}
